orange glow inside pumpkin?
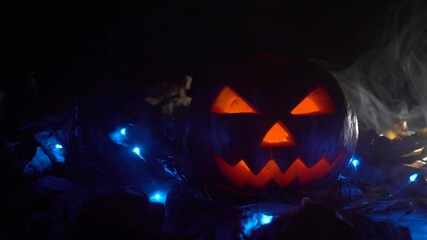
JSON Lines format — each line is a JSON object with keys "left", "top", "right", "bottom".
{"left": 291, "top": 87, "right": 336, "bottom": 115}
{"left": 210, "top": 86, "right": 258, "bottom": 114}
{"left": 215, "top": 149, "right": 345, "bottom": 188}
{"left": 260, "top": 121, "right": 295, "bottom": 147}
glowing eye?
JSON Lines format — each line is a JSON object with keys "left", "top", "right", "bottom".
{"left": 291, "top": 87, "right": 336, "bottom": 115}
{"left": 210, "top": 86, "right": 258, "bottom": 114}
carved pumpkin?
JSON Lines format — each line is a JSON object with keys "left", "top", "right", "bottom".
{"left": 184, "top": 56, "right": 358, "bottom": 194}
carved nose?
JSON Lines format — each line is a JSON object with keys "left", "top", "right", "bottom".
{"left": 260, "top": 121, "right": 295, "bottom": 147}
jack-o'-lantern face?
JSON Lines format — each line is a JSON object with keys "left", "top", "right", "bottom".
{"left": 185, "top": 56, "right": 358, "bottom": 193}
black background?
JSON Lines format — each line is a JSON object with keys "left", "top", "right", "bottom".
{"left": 1, "top": 0, "right": 391, "bottom": 133}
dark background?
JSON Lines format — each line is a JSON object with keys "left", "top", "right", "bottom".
{"left": 1, "top": 0, "right": 391, "bottom": 135}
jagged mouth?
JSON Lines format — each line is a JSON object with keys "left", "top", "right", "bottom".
{"left": 215, "top": 149, "right": 346, "bottom": 188}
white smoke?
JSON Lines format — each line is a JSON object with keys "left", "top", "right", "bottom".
{"left": 334, "top": 0, "right": 427, "bottom": 133}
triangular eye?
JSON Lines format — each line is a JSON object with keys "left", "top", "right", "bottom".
{"left": 210, "top": 86, "right": 258, "bottom": 114}
{"left": 291, "top": 87, "right": 336, "bottom": 115}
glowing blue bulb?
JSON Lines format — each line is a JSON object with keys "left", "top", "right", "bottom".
{"left": 409, "top": 173, "right": 418, "bottom": 182}
{"left": 242, "top": 213, "right": 274, "bottom": 237}
{"left": 110, "top": 127, "right": 128, "bottom": 146}
{"left": 260, "top": 214, "right": 273, "bottom": 225}
{"left": 132, "top": 146, "right": 145, "bottom": 160}
{"left": 153, "top": 194, "right": 161, "bottom": 200}
{"left": 133, "top": 147, "right": 140, "bottom": 155}
{"left": 149, "top": 192, "right": 166, "bottom": 204}
{"left": 55, "top": 144, "right": 63, "bottom": 149}
{"left": 351, "top": 159, "right": 360, "bottom": 168}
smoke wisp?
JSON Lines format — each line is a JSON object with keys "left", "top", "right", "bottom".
{"left": 335, "top": 0, "right": 427, "bottom": 133}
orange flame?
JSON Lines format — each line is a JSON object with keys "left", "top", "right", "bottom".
{"left": 215, "top": 150, "right": 345, "bottom": 188}
{"left": 291, "top": 87, "right": 336, "bottom": 115}
{"left": 260, "top": 121, "right": 295, "bottom": 147}
{"left": 210, "top": 86, "right": 258, "bottom": 114}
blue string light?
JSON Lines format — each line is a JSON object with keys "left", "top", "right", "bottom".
{"left": 351, "top": 159, "right": 360, "bottom": 168}
{"left": 149, "top": 191, "right": 167, "bottom": 204}
{"left": 55, "top": 144, "right": 63, "bottom": 149}
{"left": 260, "top": 214, "right": 273, "bottom": 225}
{"left": 110, "top": 127, "right": 128, "bottom": 146}
{"left": 132, "top": 147, "right": 145, "bottom": 160}
{"left": 133, "top": 147, "right": 140, "bottom": 155}
{"left": 389, "top": 173, "right": 420, "bottom": 198}
{"left": 409, "top": 173, "right": 418, "bottom": 183}
{"left": 242, "top": 213, "right": 274, "bottom": 237}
